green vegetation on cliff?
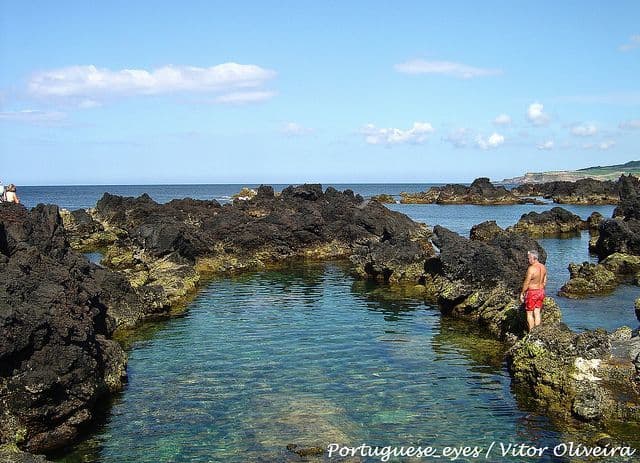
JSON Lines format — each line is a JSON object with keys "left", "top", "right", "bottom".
{"left": 503, "top": 160, "right": 640, "bottom": 184}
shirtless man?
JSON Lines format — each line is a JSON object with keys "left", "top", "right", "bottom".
{"left": 519, "top": 250, "right": 547, "bottom": 331}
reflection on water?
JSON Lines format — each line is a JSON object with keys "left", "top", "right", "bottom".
{"left": 59, "top": 263, "right": 575, "bottom": 463}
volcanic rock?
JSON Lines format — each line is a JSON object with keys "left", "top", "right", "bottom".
{"left": 370, "top": 194, "right": 396, "bottom": 204}
{"left": 0, "top": 203, "right": 131, "bottom": 453}
{"left": 508, "top": 323, "right": 640, "bottom": 422}
{"left": 69, "top": 186, "right": 433, "bottom": 291}
{"left": 507, "top": 207, "right": 586, "bottom": 237}
{"left": 400, "top": 178, "right": 538, "bottom": 205}
{"left": 592, "top": 175, "right": 640, "bottom": 259}
{"left": 469, "top": 220, "right": 503, "bottom": 241}
{"left": 512, "top": 178, "right": 619, "bottom": 204}
{"left": 422, "top": 225, "right": 558, "bottom": 338}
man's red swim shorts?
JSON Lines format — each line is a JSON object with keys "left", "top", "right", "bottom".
{"left": 525, "top": 288, "right": 545, "bottom": 311}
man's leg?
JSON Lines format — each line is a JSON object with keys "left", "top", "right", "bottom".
{"left": 526, "top": 310, "right": 535, "bottom": 331}
{"left": 534, "top": 307, "right": 542, "bottom": 327}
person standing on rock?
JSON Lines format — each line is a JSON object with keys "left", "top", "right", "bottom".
{"left": 520, "top": 250, "right": 547, "bottom": 331}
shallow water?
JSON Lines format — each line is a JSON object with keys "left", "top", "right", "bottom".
{"left": 58, "top": 263, "right": 571, "bottom": 463}
{"left": 22, "top": 184, "right": 638, "bottom": 461}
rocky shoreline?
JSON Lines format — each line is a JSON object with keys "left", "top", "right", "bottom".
{"left": 399, "top": 177, "right": 542, "bottom": 205}
{"left": 512, "top": 178, "right": 619, "bottom": 205}
{"left": 387, "top": 176, "right": 623, "bottom": 206}
{"left": 2, "top": 183, "right": 640, "bottom": 461}
{"left": 560, "top": 176, "right": 640, "bottom": 304}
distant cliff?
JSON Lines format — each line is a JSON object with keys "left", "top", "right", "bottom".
{"left": 502, "top": 160, "right": 640, "bottom": 184}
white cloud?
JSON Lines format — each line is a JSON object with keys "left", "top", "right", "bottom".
{"left": 476, "top": 132, "right": 505, "bottom": 150}
{"left": 281, "top": 122, "right": 314, "bottom": 136}
{"left": 444, "top": 129, "right": 505, "bottom": 150}
{"left": 214, "top": 91, "right": 275, "bottom": 104}
{"left": 0, "top": 109, "right": 67, "bottom": 124}
{"left": 570, "top": 123, "right": 598, "bottom": 137}
{"left": 536, "top": 140, "right": 554, "bottom": 150}
{"left": 362, "top": 122, "right": 434, "bottom": 145}
{"left": 394, "top": 59, "right": 502, "bottom": 79}
{"left": 620, "top": 119, "right": 640, "bottom": 130}
{"left": 583, "top": 140, "right": 616, "bottom": 150}
{"left": 27, "top": 63, "right": 276, "bottom": 104}
{"left": 619, "top": 34, "right": 640, "bottom": 51}
{"left": 493, "top": 114, "right": 512, "bottom": 126}
{"left": 526, "top": 102, "right": 550, "bottom": 126}
{"left": 444, "top": 128, "right": 472, "bottom": 148}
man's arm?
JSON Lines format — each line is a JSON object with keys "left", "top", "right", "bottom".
{"left": 520, "top": 266, "right": 532, "bottom": 302}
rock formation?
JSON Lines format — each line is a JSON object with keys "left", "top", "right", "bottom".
{"left": 421, "top": 225, "right": 560, "bottom": 339}
{"left": 512, "top": 178, "right": 619, "bottom": 204}
{"left": 0, "top": 203, "right": 140, "bottom": 455}
{"left": 586, "top": 211, "right": 604, "bottom": 233}
{"left": 400, "top": 178, "right": 540, "bottom": 205}
{"left": 506, "top": 207, "right": 586, "bottom": 237}
{"left": 508, "top": 324, "right": 640, "bottom": 423}
{"left": 559, "top": 253, "right": 640, "bottom": 298}
{"left": 5, "top": 182, "right": 640, "bottom": 460}
{"left": 370, "top": 193, "right": 396, "bottom": 204}
{"left": 469, "top": 220, "right": 503, "bottom": 241}
{"left": 231, "top": 187, "right": 257, "bottom": 201}
{"left": 591, "top": 175, "right": 640, "bottom": 260}
{"left": 63, "top": 185, "right": 434, "bottom": 315}
{"left": 565, "top": 175, "right": 640, "bottom": 297}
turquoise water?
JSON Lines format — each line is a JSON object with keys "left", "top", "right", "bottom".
{"left": 59, "top": 263, "right": 568, "bottom": 463}
{"left": 24, "top": 185, "right": 636, "bottom": 461}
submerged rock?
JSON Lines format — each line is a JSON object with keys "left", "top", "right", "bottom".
{"left": 286, "top": 444, "right": 324, "bottom": 457}
{"left": 507, "top": 207, "right": 586, "bottom": 237}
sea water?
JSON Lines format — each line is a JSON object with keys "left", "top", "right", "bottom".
{"left": 20, "top": 185, "right": 635, "bottom": 462}
{"left": 21, "top": 183, "right": 635, "bottom": 332}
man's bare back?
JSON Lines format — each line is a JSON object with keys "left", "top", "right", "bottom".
{"left": 526, "top": 262, "right": 547, "bottom": 290}
{"left": 520, "top": 250, "right": 547, "bottom": 331}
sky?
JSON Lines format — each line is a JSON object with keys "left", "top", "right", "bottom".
{"left": 1, "top": 1, "right": 639, "bottom": 185}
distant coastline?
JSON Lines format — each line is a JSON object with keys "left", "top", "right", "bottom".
{"left": 502, "top": 160, "right": 640, "bottom": 184}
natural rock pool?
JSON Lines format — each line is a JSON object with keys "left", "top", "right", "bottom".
{"left": 58, "top": 262, "right": 568, "bottom": 463}
{"left": 26, "top": 188, "right": 635, "bottom": 462}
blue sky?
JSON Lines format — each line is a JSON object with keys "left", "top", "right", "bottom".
{"left": 1, "top": 1, "right": 639, "bottom": 185}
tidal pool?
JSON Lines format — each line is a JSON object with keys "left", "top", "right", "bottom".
{"left": 57, "top": 262, "right": 580, "bottom": 463}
